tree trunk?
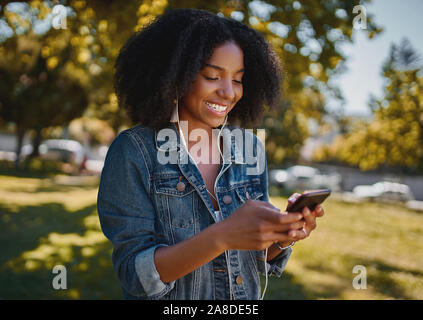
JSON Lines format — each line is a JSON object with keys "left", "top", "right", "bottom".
{"left": 30, "top": 127, "right": 43, "bottom": 158}
{"left": 14, "top": 125, "right": 26, "bottom": 170}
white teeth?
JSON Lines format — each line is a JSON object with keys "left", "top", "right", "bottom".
{"left": 206, "top": 102, "right": 227, "bottom": 112}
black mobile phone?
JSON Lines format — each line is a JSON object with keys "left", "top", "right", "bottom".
{"left": 285, "top": 189, "right": 331, "bottom": 212}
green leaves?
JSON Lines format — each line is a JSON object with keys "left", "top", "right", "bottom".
{"left": 315, "top": 39, "right": 423, "bottom": 172}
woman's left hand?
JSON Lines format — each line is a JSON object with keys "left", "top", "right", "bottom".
{"left": 286, "top": 193, "right": 325, "bottom": 241}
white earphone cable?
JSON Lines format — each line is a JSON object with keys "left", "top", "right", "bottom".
{"left": 175, "top": 98, "right": 268, "bottom": 300}
{"left": 261, "top": 248, "right": 268, "bottom": 300}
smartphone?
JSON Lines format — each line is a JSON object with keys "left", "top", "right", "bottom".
{"left": 286, "top": 189, "right": 331, "bottom": 213}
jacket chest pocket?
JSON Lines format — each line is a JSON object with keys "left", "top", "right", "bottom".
{"left": 234, "top": 180, "right": 264, "bottom": 204}
{"left": 154, "top": 175, "right": 198, "bottom": 242}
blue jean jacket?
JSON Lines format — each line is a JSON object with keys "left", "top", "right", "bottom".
{"left": 97, "top": 122, "right": 292, "bottom": 300}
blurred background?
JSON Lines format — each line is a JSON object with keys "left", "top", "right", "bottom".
{"left": 0, "top": 0, "right": 422, "bottom": 299}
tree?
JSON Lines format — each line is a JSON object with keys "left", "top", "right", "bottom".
{"left": 0, "top": 1, "right": 90, "bottom": 166}
{"left": 0, "top": 0, "right": 382, "bottom": 168}
{"left": 314, "top": 38, "right": 423, "bottom": 172}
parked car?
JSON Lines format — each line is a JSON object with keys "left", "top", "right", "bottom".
{"left": 352, "top": 181, "right": 414, "bottom": 202}
{"left": 269, "top": 165, "right": 342, "bottom": 191}
{"left": 20, "top": 139, "right": 86, "bottom": 167}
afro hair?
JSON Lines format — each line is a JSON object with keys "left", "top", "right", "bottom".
{"left": 114, "top": 8, "right": 283, "bottom": 130}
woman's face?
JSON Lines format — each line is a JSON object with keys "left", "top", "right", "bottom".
{"left": 179, "top": 41, "right": 244, "bottom": 131}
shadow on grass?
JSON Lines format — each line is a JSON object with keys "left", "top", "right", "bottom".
{"left": 262, "top": 273, "right": 309, "bottom": 300}
{"left": 302, "top": 255, "right": 423, "bottom": 299}
{"left": 0, "top": 175, "right": 100, "bottom": 194}
{"left": 0, "top": 202, "right": 122, "bottom": 299}
{"left": 0, "top": 160, "right": 62, "bottom": 179}
{"left": 354, "top": 258, "right": 422, "bottom": 300}
{"left": 32, "top": 182, "right": 99, "bottom": 194}
{"left": 0, "top": 203, "right": 94, "bottom": 264}
{"left": 0, "top": 240, "right": 122, "bottom": 299}
{"left": 0, "top": 168, "right": 57, "bottom": 180}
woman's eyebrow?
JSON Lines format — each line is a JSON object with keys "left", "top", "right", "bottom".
{"left": 205, "top": 63, "right": 244, "bottom": 73}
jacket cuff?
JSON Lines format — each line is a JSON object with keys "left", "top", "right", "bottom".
{"left": 257, "top": 247, "right": 293, "bottom": 278}
{"left": 134, "top": 244, "right": 175, "bottom": 299}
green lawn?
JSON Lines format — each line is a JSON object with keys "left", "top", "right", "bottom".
{"left": 0, "top": 174, "right": 121, "bottom": 299}
{"left": 1, "top": 174, "right": 422, "bottom": 299}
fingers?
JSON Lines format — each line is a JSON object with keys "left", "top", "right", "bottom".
{"left": 266, "top": 232, "right": 292, "bottom": 244}
{"left": 287, "top": 193, "right": 301, "bottom": 204}
{"left": 303, "top": 207, "right": 316, "bottom": 231}
{"left": 313, "top": 204, "right": 325, "bottom": 217}
{"left": 287, "top": 207, "right": 315, "bottom": 240}
{"left": 263, "top": 220, "right": 304, "bottom": 234}
{"left": 288, "top": 193, "right": 301, "bottom": 201}
{"left": 259, "top": 206, "right": 302, "bottom": 225}
{"left": 288, "top": 228, "right": 307, "bottom": 240}
{"left": 259, "top": 204, "right": 326, "bottom": 244}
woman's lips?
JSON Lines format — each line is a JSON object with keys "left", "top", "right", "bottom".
{"left": 205, "top": 101, "right": 228, "bottom": 115}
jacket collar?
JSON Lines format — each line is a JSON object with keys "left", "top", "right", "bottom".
{"left": 154, "top": 122, "right": 246, "bottom": 164}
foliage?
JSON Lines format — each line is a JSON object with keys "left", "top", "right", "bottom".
{"left": 0, "top": 1, "right": 89, "bottom": 160}
{"left": 0, "top": 0, "right": 382, "bottom": 166}
{"left": 314, "top": 39, "right": 423, "bottom": 172}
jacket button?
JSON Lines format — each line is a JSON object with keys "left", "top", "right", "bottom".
{"left": 236, "top": 275, "right": 242, "bottom": 285}
{"left": 176, "top": 181, "right": 185, "bottom": 192}
{"left": 223, "top": 195, "right": 232, "bottom": 204}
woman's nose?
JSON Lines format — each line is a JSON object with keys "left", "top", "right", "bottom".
{"left": 217, "top": 79, "right": 235, "bottom": 101}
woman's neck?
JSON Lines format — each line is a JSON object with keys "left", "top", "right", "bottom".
{"left": 175, "top": 121, "right": 222, "bottom": 165}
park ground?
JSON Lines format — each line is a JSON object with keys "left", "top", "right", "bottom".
{"left": 0, "top": 173, "right": 422, "bottom": 299}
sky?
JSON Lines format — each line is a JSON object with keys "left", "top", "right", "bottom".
{"left": 331, "top": 0, "right": 423, "bottom": 117}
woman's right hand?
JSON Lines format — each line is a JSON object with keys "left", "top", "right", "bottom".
{"left": 217, "top": 200, "right": 304, "bottom": 251}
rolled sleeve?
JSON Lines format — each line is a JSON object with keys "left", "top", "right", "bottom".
{"left": 258, "top": 247, "right": 293, "bottom": 277}
{"left": 134, "top": 244, "right": 175, "bottom": 299}
{"left": 268, "top": 247, "right": 292, "bottom": 277}
{"left": 97, "top": 131, "right": 172, "bottom": 299}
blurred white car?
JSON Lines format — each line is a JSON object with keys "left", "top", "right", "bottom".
{"left": 269, "top": 165, "right": 342, "bottom": 191}
{"left": 353, "top": 181, "right": 414, "bottom": 202}
{"left": 21, "top": 139, "right": 86, "bottom": 166}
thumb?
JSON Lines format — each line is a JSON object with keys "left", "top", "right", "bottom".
{"left": 288, "top": 193, "right": 301, "bottom": 204}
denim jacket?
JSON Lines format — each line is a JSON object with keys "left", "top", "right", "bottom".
{"left": 97, "top": 122, "right": 292, "bottom": 300}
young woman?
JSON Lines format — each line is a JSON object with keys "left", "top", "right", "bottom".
{"left": 97, "top": 8, "right": 324, "bottom": 300}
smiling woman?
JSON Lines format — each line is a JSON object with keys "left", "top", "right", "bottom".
{"left": 179, "top": 42, "right": 244, "bottom": 131}
{"left": 97, "top": 8, "right": 325, "bottom": 301}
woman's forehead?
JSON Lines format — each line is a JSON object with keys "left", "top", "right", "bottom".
{"left": 205, "top": 42, "right": 244, "bottom": 72}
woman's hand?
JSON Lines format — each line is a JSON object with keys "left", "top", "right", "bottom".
{"left": 283, "top": 193, "right": 325, "bottom": 242}
{"left": 218, "top": 199, "right": 305, "bottom": 251}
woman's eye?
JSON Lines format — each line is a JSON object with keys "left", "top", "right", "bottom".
{"left": 204, "top": 76, "right": 242, "bottom": 84}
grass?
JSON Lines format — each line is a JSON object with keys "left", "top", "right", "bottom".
{"left": 1, "top": 174, "right": 422, "bottom": 299}
{"left": 0, "top": 174, "right": 121, "bottom": 299}
{"left": 263, "top": 196, "right": 423, "bottom": 299}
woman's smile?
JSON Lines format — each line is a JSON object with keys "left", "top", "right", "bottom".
{"left": 205, "top": 101, "right": 228, "bottom": 116}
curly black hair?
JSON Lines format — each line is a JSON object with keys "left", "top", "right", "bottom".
{"left": 114, "top": 8, "right": 283, "bottom": 130}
